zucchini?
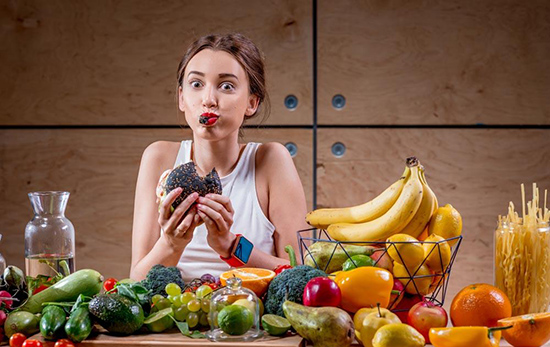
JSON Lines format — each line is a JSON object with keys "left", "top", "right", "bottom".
{"left": 40, "top": 305, "right": 67, "bottom": 340}
{"left": 19, "top": 269, "right": 103, "bottom": 313}
{"left": 65, "top": 306, "right": 92, "bottom": 342}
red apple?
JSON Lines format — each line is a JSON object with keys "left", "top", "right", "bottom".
{"left": 370, "top": 249, "right": 393, "bottom": 272}
{"left": 408, "top": 298, "right": 448, "bottom": 343}
{"left": 392, "top": 293, "right": 423, "bottom": 323}
{"left": 303, "top": 277, "right": 341, "bottom": 307}
{"left": 388, "top": 279, "right": 405, "bottom": 309}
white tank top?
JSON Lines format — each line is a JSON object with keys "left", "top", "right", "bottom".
{"left": 173, "top": 141, "right": 276, "bottom": 282}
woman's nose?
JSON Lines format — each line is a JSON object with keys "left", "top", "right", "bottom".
{"left": 202, "top": 87, "right": 217, "bottom": 108}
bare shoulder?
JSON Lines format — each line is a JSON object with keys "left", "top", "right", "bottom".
{"left": 141, "top": 141, "right": 181, "bottom": 169}
{"left": 255, "top": 142, "right": 293, "bottom": 169}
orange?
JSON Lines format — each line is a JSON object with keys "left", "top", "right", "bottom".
{"left": 498, "top": 312, "right": 550, "bottom": 347}
{"left": 450, "top": 283, "right": 512, "bottom": 327}
{"left": 220, "top": 268, "right": 275, "bottom": 297}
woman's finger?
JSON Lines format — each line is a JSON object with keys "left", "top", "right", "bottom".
{"left": 197, "top": 209, "right": 220, "bottom": 232}
{"left": 197, "top": 197, "right": 232, "bottom": 225}
{"left": 197, "top": 203, "right": 229, "bottom": 231}
{"left": 174, "top": 210, "right": 196, "bottom": 238}
{"left": 158, "top": 187, "right": 182, "bottom": 221}
{"left": 164, "top": 193, "right": 199, "bottom": 231}
{"left": 206, "top": 194, "right": 234, "bottom": 214}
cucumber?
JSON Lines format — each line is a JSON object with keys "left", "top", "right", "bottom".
{"left": 40, "top": 305, "right": 67, "bottom": 340}
{"left": 19, "top": 269, "right": 103, "bottom": 313}
{"left": 65, "top": 306, "right": 92, "bottom": 342}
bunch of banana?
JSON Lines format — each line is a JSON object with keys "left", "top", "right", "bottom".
{"left": 306, "top": 157, "right": 438, "bottom": 242}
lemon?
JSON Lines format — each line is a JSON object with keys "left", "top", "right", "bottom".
{"left": 422, "top": 234, "right": 451, "bottom": 272}
{"left": 386, "top": 234, "right": 424, "bottom": 270}
{"left": 428, "top": 204, "right": 462, "bottom": 246}
{"left": 218, "top": 305, "right": 254, "bottom": 336}
{"left": 393, "top": 263, "right": 433, "bottom": 295}
{"left": 342, "top": 254, "right": 376, "bottom": 271}
{"left": 144, "top": 307, "right": 174, "bottom": 333}
{"left": 372, "top": 323, "right": 425, "bottom": 347}
{"left": 261, "top": 314, "right": 291, "bottom": 336}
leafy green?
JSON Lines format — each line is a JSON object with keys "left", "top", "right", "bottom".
{"left": 170, "top": 316, "right": 205, "bottom": 339}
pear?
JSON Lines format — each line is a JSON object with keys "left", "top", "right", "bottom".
{"left": 304, "top": 242, "right": 376, "bottom": 273}
{"left": 283, "top": 300, "right": 354, "bottom": 347}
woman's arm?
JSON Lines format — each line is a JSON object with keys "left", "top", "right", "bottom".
{"left": 197, "top": 142, "right": 309, "bottom": 270}
{"left": 129, "top": 141, "right": 200, "bottom": 281}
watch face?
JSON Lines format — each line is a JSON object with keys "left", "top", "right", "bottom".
{"left": 234, "top": 236, "right": 253, "bottom": 264}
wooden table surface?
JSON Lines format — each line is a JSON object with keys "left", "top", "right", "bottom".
{"left": 28, "top": 329, "right": 550, "bottom": 347}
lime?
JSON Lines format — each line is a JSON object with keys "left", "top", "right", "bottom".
{"left": 144, "top": 307, "right": 174, "bottom": 333}
{"left": 342, "top": 254, "right": 375, "bottom": 271}
{"left": 217, "top": 305, "right": 254, "bottom": 335}
{"left": 261, "top": 314, "right": 291, "bottom": 336}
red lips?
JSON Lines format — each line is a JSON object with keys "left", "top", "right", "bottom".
{"left": 199, "top": 112, "right": 219, "bottom": 125}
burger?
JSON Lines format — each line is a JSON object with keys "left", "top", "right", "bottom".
{"left": 156, "top": 162, "right": 222, "bottom": 210}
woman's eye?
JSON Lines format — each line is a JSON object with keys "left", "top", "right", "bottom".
{"left": 190, "top": 81, "right": 202, "bottom": 88}
{"left": 220, "top": 82, "right": 235, "bottom": 91}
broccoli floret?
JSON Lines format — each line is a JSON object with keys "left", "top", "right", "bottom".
{"left": 264, "top": 265, "right": 326, "bottom": 317}
{"left": 140, "top": 264, "right": 185, "bottom": 298}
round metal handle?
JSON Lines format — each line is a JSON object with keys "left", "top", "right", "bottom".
{"left": 284, "top": 95, "right": 298, "bottom": 110}
{"left": 332, "top": 94, "right": 346, "bottom": 109}
{"left": 285, "top": 142, "right": 298, "bottom": 157}
{"left": 331, "top": 142, "right": 346, "bottom": 157}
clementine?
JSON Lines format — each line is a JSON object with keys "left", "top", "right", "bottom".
{"left": 498, "top": 312, "right": 550, "bottom": 347}
{"left": 450, "top": 283, "right": 512, "bottom": 327}
{"left": 220, "top": 268, "right": 275, "bottom": 297}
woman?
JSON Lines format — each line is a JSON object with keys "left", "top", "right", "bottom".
{"left": 130, "top": 33, "right": 308, "bottom": 282}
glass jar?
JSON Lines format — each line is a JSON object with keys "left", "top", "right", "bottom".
{"left": 207, "top": 277, "right": 262, "bottom": 342}
{"left": 494, "top": 221, "right": 550, "bottom": 315}
{"left": 25, "top": 191, "right": 75, "bottom": 278}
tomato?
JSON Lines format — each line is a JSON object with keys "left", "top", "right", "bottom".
{"left": 54, "top": 339, "right": 76, "bottom": 347}
{"left": 207, "top": 283, "right": 218, "bottom": 290}
{"left": 33, "top": 284, "right": 50, "bottom": 295}
{"left": 22, "top": 339, "right": 43, "bottom": 347}
{"left": 103, "top": 278, "right": 118, "bottom": 293}
{"left": 9, "top": 333, "right": 27, "bottom": 347}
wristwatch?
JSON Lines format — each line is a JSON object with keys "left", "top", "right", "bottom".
{"left": 220, "top": 234, "right": 254, "bottom": 267}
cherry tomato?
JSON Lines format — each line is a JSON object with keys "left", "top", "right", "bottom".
{"left": 207, "top": 283, "right": 218, "bottom": 290}
{"left": 22, "top": 339, "right": 43, "bottom": 347}
{"left": 103, "top": 278, "right": 118, "bottom": 293}
{"left": 54, "top": 339, "right": 76, "bottom": 347}
{"left": 9, "top": 333, "right": 27, "bottom": 347}
{"left": 33, "top": 284, "right": 50, "bottom": 295}
{"left": 274, "top": 264, "right": 292, "bottom": 275}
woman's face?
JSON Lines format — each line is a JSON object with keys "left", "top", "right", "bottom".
{"left": 179, "top": 49, "right": 259, "bottom": 141}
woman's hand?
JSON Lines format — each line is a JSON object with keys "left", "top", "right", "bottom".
{"left": 158, "top": 188, "right": 201, "bottom": 251}
{"left": 196, "top": 194, "right": 236, "bottom": 258}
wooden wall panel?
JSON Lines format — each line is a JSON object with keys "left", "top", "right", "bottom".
{"left": 0, "top": 128, "right": 312, "bottom": 280}
{"left": 316, "top": 128, "right": 550, "bottom": 309}
{"left": 0, "top": 0, "right": 312, "bottom": 126}
{"left": 318, "top": 0, "right": 550, "bottom": 125}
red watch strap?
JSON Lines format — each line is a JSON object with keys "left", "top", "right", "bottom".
{"left": 220, "top": 234, "right": 245, "bottom": 267}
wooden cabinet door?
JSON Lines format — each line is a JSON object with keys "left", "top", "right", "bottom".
{"left": 317, "top": 127, "right": 550, "bottom": 308}
{"left": 0, "top": 128, "right": 312, "bottom": 279}
{"left": 317, "top": 0, "right": 550, "bottom": 125}
{"left": 0, "top": 0, "right": 313, "bottom": 126}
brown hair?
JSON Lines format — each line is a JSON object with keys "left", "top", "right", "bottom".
{"left": 177, "top": 33, "right": 270, "bottom": 125}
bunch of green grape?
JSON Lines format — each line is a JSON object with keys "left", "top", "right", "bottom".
{"left": 152, "top": 282, "right": 214, "bottom": 328}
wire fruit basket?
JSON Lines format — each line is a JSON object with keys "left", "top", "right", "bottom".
{"left": 297, "top": 228, "right": 462, "bottom": 313}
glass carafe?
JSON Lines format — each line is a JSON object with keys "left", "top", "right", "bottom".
{"left": 25, "top": 191, "right": 75, "bottom": 277}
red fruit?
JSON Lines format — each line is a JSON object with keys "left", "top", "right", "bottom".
{"left": 54, "top": 339, "right": 76, "bottom": 347}
{"left": 392, "top": 293, "right": 423, "bottom": 323}
{"left": 303, "top": 277, "right": 341, "bottom": 307}
{"left": 103, "top": 278, "right": 118, "bottom": 293}
{"left": 0, "top": 291, "right": 13, "bottom": 310}
{"left": 388, "top": 279, "right": 405, "bottom": 309}
{"left": 33, "top": 285, "right": 50, "bottom": 295}
{"left": 408, "top": 298, "right": 448, "bottom": 343}
{"left": 22, "top": 340, "right": 43, "bottom": 347}
{"left": 274, "top": 264, "right": 292, "bottom": 275}
{"left": 0, "top": 310, "right": 7, "bottom": 325}
{"left": 10, "top": 333, "right": 27, "bottom": 347}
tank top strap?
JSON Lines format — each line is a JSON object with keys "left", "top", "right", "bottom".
{"left": 173, "top": 140, "right": 192, "bottom": 167}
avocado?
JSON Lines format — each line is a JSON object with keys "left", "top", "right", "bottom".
{"left": 164, "top": 162, "right": 222, "bottom": 209}
{"left": 88, "top": 294, "right": 144, "bottom": 335}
